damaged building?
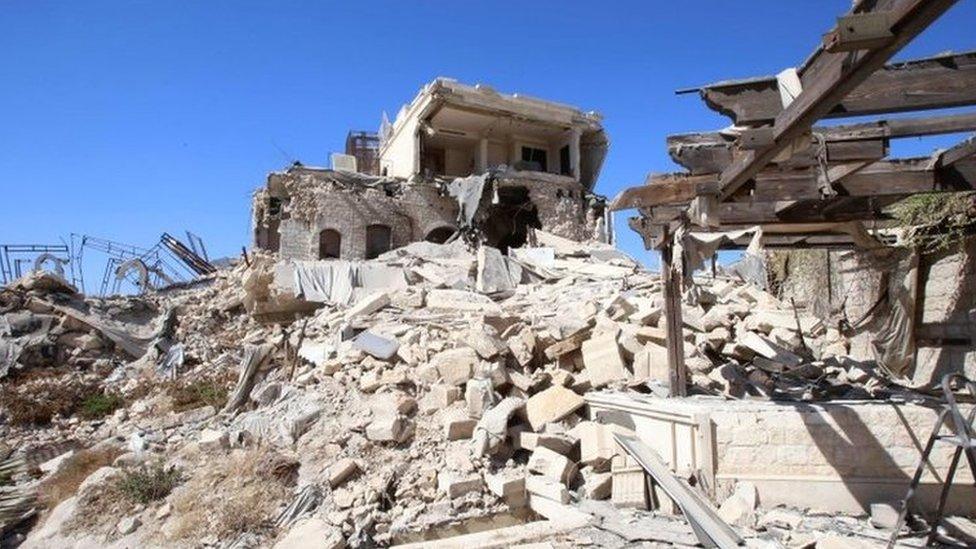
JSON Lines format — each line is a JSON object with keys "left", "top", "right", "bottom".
{"left": 252, "top": 78, "right": 612, "bottom": 261}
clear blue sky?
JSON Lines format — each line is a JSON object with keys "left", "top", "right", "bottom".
{"left": 2, "top": 1, "right": 974, "bottom": 274}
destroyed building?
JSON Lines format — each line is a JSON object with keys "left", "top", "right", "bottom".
{"left": 252, "top": 78, "right": 612, "bottom": 261}
{"left": 6, "top": 2, "right": 976, "bottom": 549}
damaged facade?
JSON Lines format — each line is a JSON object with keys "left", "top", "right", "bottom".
{"left": 253, "top": 78, "right": 612, "bottom": 261}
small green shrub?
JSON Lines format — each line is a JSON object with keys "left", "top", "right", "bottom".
{"left": 78, "top": 392, "right": 124, "bottom": 420}
{"left": 116, "top": 462, "right": 182, "bottom": 505}
{"left": 167, "top": 377, "right": 231, "bottom": 412}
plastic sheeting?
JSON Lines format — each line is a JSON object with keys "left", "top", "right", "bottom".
{"left": 446, "top": 173, "right": 490, "bottom": 228}
{"left": 292, "top": 260, "right": 408, "bottom": 306}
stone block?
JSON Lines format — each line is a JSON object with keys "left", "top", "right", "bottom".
{"left": 344, "top": 291, "right": 390, "bottom": 322}
{"left": 525, "top": 385, "right": 585, "bottom": 432}
{"left": 632, "top": 342, "right": 668, "bottom": 383}
{"left": 432, "top": 347, "right": 479, "bottom": 385}
{"left": 525, "top": 474, "right": 570, "bottom": 504}
{"left": 438, "top": 472, "right": 482, "bottom": 499}
{"left": 198, "top": 429, "right": 228, "bottom": 451}
{"left": 571, "top": 421, "right": 617, "bottom": 470}
{"left": 328, "top": 458, "right": 360, "bottom": 488}
{"left": 465, "top": 326, "right": 507, "bottom": 359}
{"left": 421, "top": 384, "right": 461, "bottom": 413}
{"left": 581, "top": 333, "right": 628, "bottom": 388}
{"left": 427, "top": 289, "right": 502, "bottom": 314}
{"left": 465, "top": 377, "right": 498, "bottom": 419}
{"left": 485, "top": 472, "right": 527, "bottom": 508}
{"left": 366, "top": 415, "right": 414, "bottom": 443}
{"left": 527, "top": 447, "right": 576, "bottom": 485}
{"left": 443, "top": 413, "right": 477, "bottom": 441}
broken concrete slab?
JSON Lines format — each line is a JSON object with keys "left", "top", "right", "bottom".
{"left": 427, "top": 289, "right": 502, "bottom": 314}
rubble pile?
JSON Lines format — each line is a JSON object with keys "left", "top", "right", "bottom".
{"left": 0, "top": 231, "right": 915, "bottom": 547}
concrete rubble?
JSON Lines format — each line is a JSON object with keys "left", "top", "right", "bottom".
{"left": 1, "top": 231, "right": 972, "bottom": 549}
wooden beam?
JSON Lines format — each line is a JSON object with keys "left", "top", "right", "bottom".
{"left": 698, "top": 50, "right": 976, "bottom": 125}
{"left": 717, "top": 0, "right": 960, "bottom": 200}
{"left": 612, "top": 156, "right": 976, "bottom": 212}
{"left": 660, "top": 224, "right": 687, "bottom": 398}
{"left": 610, "top": 173, "right": 718, "bottom": 210}
{"left": 938, "top": 135, "right": 976, "bottom": 168}
{"left": 668, "top": 112, "right": 976, "bottom": 174}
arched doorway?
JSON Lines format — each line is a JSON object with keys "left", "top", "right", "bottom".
{"left": 425, "top": 226, "right": 455, "bottom": 244}
{"left": 365, "top": 224, "right": 392, "bottom": 259}
{"left": 318, "top": 229, "right": 341, "bottom": 259}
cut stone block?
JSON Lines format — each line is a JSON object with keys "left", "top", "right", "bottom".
{"left": 525, "top": 475, "right": 570, "bottom": 504}
{"left": 485, "top": 472, "right": 527, "bottom": 508}
{"left": 581, "top": 334, "right": 628, "bottom": 388}
{"left": 198, "top": 429, "right": 228, "bottom": 451}
{"left": 527, "top": 447, "right": 576, "bottom": 485}
{"left": 739, "top": 331, "right": 803, "bottom": 367}
{"left": 465, "top": 326, "right": 507, "bottom": 359}
{"left": 344, "top": 291, "right": 390, "bottom": 322}
{"left": 525, "top": 385, "right": 585, "bottom": 432}
{"left": 631, "top": 342, "right": 668, "bottom": 383}
{"left": 476, "top": 245, "right": 518, "bottom": 293}
{"left": 438, "top": 472, "right": 482, "bottom": 499}
{"left": 515, "top": 432, "right": 576, "bottom": 455}
{"left": 421, "top": 384, "right": 461, "bottom": 413}
{"left": 365, "top": 415, "right": 414, "bottom": 443}
{"left": 328, "top": 458, "right": 360, "bottom": 488}
{"left": 465, "top": 377, "right": 497, "bottom": 419}
{"left": 443, "top": 413, "right": 477, "bottom": 441}
{"left": 427, "top": 289, "right": 502, "bottom": 314}
{"left": 431, "top": 347, "right": 479, "bottom": 385}
{"left": 571, "top": 421, "right": 617, "bottom": 470}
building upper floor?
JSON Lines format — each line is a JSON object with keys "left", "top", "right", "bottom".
{"left": 376, "top": 78, "right": 609, "bottom": 190}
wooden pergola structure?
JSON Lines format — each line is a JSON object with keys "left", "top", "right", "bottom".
{"left": 612, "top": 0, "right": 975, "bottom": 396}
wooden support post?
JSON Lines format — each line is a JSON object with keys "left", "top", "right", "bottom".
{"left": 660, "top": 224, "right": 687, "bottom": 397}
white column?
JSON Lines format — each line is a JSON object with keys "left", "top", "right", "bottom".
{"left": 475, "top": 137, "right": 488, "bottom": 173}
{"left": 569, "top": 127, "right": 582, "bottom": 180}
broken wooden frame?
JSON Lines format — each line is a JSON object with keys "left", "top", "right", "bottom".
{"left": 613, "top": 0, "right": 974, "bottom": 397}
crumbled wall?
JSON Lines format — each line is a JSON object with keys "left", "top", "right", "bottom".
{"left": 252, "top": 167, "right": 607, "bottom": 261}
{"left": 263, "top": 169, "right": 457, "bottom": 261}
{"left": 769, "top": 237, "right": 976, "bottom": 386}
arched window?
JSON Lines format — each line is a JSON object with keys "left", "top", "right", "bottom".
{"left": 365, "top": 224, "right": 392, "bottom": 259}
{"left": 425, "top": 226, "right": 455, "bottom": 244}
{"left": 318, "top": 229, "right": 341, "bottom": 259}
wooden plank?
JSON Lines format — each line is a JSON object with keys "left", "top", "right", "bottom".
{"left": 669, "top": 112, "right": 976, "bottom": 174}
{"left": 938, "top": 136, "right": 976, "bottom": 168}
{"left": 610, "top": 173, "right": 718, "bottom": 210}
{"left": 660, "top": 225, "right": 687, "bottom": 398}
{"left": 698, "top": 50, "right": 976, "bottom": 125}
{"left": 718, "top": 0, "right": 960, "bottom": 200}
{"left": 614, "top": 433, "right": 743, "bottom": 549}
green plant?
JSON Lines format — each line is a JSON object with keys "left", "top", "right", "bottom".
{"left": 166, "top": 376, "right": 232, "bottom": 412}
{"left": 79, "top": 392, "right": 124, "bottom": 420}
{"left": 116, "top": 462, "right": 182, "bottom": 505}
{"left": 889, "top": 191, "right": 976, "bottom": 252}
{"left": 0, "top": 376, "right": 94, "bottom": 426}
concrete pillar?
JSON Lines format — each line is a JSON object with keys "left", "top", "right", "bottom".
{"left": 475, "top": 137, "right": 489, "bottom": 174}
{"left": 569, "top": 127, "right": 582, "bottom": 180}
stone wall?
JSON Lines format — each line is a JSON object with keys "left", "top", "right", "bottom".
{"left": 769, "top": 237, "right": 976, "bottom": 387}
{"left": 587, "top": 394, "right": 976, "bottom": 516}
{"left": 253, "top": 167, "right": 608, "bottom": 261}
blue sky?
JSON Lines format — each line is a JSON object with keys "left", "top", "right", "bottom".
{"left": 2, "top": 1, "right": 974, "bottom": 277}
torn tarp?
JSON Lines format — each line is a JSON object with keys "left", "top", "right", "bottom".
{"left": 446, "top": 173, "right": 490, "bottom": 228}
{"left": 292, "top": 260, "right": 407, "bottom": 306}
{"left": 676, "top": 225, "right": 768, "bottom": 295}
